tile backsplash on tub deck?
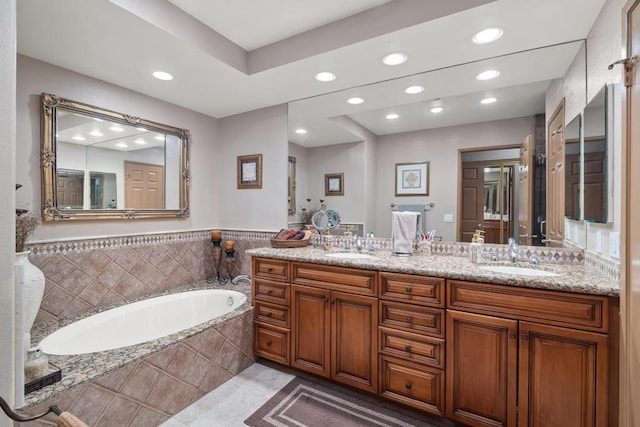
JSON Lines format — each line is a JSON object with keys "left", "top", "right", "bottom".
{"left": 28, "top": 230, "right": 272, "bottom": 324}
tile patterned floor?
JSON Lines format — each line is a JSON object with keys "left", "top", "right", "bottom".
{"left": 162, "top": 362, "right": 461, "bottom": 427}
{"left": 161, "top": 363, "right": 294, "bottom": 427}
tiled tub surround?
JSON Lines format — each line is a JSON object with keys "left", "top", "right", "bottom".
{"left": 246, "top": 246, "right": 619, "bottom": 296}
{"left": 19, "top": 280, "right": 254, "bottom": 427}
{"left": 27, "top": 230, "right": 272, "bottom": 324}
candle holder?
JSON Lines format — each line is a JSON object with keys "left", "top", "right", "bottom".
{"left": 208, "top": 238, "right": 224, "bottom": 283}
{"left": 224, "top": 249, "right": 236, "bottom": 282}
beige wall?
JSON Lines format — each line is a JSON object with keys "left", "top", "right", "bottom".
{"left": 0, "top": 0, "right": 16, "bottom": 421}
{"left": 218, "top": 104, "right": 288, "bottom": 231}
{"left": 16, "top": 55, "right": 220, "bottom": 242}
{"left": 546, "top": 0, "right": 624, "bottom": 259}
{"left": 375, "top": 116, "right": 536, "bottom": 240}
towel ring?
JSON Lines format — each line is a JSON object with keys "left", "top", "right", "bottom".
{"left": 0, "top": 395, "right": 61, "bottom": 422}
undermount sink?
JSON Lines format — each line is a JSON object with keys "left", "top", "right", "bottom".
{"left": 326, "top": 253, "right": 373, "bottom": 259}
{"left": 478, "top": 265, "right": 560, "bottom": 277}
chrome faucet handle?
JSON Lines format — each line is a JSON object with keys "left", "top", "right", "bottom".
{"left": 530, "top": 255, "right": 539, "bottom": 265}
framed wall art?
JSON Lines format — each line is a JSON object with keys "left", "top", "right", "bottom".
{"left": 237, "top": 154, "right": 262, "bottom": 189}
{"left": 395, "top": 161, "right": 429, "bottom": 196}
{"left": 325, "top": 173, "right": 344, "bottom": 196}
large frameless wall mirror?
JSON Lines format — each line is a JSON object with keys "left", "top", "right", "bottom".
{"left": 582, "top": 85, "right": 608, "bottom": 223}
{"left": 564, "top": 114, "right": 581, "bottom": 220}
{"left": 41, "top": 93, "right": 191, "bottom": 221}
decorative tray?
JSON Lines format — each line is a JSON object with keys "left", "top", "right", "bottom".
{"left": 25, "top": 364, "right": 62, "bottom": 394}
{"left": 270, "top": 239, "right": 309, "bottom": 248}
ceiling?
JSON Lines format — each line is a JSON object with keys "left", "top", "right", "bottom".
{"left": 17, "top": 0, "right": 606, "bottom": 142}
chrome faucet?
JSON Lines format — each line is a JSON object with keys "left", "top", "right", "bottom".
{"left": 353, "top": 234, "right": 362, "bottom": 252}
{"left": 508, "top": 238, "right": 519, "bottom": 262}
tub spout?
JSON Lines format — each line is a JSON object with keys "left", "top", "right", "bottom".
{"left": 231, "top": 275, "right": 251, "bottom": 285}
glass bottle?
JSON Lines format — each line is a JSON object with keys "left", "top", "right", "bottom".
{"left": 24, "top": 346, "right": 48, "bottom": 382}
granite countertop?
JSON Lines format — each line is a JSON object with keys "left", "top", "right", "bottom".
{"left": 24, "top": 280, "right": 252, "bottom": 407}
{"left": 246, "top": 247, "right": 619, "bottom": 297}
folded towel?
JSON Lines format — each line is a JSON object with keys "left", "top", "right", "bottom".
{"left": 392, "top": 211, "right": 420, "bottom": 254}
{"left": 57, "top": 412, "right": 89, "bottom": 427}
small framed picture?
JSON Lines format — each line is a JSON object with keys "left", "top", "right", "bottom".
{"left": 325, "top": 173, "right": 344, "bottom": 196}
{"left": 237, "top": 154, "right": 262, "bottom": 189}
{"left": 395, "top": 161, "right": 429, "bottom": 196}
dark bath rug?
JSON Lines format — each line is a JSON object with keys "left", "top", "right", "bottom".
{"left": 244, "top": 376, "right": 448, "bottom": 427}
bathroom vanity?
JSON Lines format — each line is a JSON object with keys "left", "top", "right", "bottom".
{"left": 248, "top": 247, "right": 619, "bottom": 427}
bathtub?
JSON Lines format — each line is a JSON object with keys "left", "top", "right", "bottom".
{"left": 39, "top": 289, "right": 247, "bottom": 355}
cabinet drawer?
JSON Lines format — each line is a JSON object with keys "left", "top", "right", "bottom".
{"left": 380, "top": 272, "right": 444, "bottom": 307}
{"left": 447, "top": 279, "right": 609, "bottom": 332}
{"left": 253, "top": 278, "right": 290, "bottom": 305}
{"left": 379, "top": 355, "right": 444, "bottom": 416}
{"left": 292, "top": 262, "right": 377, "bottom": 295}
{"left": 379, "top": 301, "right": 444, "bottom": 338}
{"left": 253, "top": 257, "right": 290, "bottom": 282}
{"left": 254, "top": 301, "right": 289, "bottom": 327}
{"left": 379, "top": 327, "right": 444, "bottom": 368}
{"left": 254, "top": 323, "right": 289, "bottom": 365}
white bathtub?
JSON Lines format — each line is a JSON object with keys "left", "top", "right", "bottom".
{"left": 39, "top": 289, "right": 247, "bottom": 355}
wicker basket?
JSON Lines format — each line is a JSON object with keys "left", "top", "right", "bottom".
{"left": 270, "top": 239, "right": 309, "bottom": 248}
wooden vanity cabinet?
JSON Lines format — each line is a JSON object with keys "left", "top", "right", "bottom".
{"left": 446, "top": 279, "right": 616, "bottom": 427}
{"left": 252, "top": 258, "right": 291, "bottom": 364}
{"left": 378, "top": 272, "right": 446, "bottom": 416}
{"left": 290, "top": 263, "right": 378, "bottom": 393}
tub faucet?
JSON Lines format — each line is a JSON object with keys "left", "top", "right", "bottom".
{"left": 508, "top": 238, "right": 519, "bottom": 262}
{"left": 231, "top": 275, "right": 251, "bottom": 286}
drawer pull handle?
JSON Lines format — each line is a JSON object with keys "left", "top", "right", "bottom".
{"left": 267, "top": 267, "right": 273, "bottom": 272}
{"left": 405, "top": 287, "right": 412, "bottom": 293}
{"left": 406, "top": 316, "right": 413, "bottom": 323}
{"left": 330, "top": 299, "right": 336, "bottom": 305}
{"left": 266, "top": 340, "right": 272, "bottom": 346}
{"left": 405, "top": 382, "right": 412, "bottom": 390}
{"left": 404, "top": 345, "right": 412, "bottom": 352}
{"left": 267, "top": 289, "right": 273, "bottom": 295}
{"left": 266, "top": 312, "right": 272, "bottom": 317}
{"left": 509, "top": 333, "right": 517, "bottom": 339}
{"left": 521, "top": 334, "right": 529, "bottom": 341}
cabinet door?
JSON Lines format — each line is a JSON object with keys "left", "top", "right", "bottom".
{"left": 331, "top": 291, "right": 378, "bottom": 393}
{"left": 446, "top": 310, "right": 518, "bottom": 427}
{"left": 290, "top": 285, "right": 330, "bottom": 377}
{"left": 518, "top": 322, "right": 608, "bottom": 427}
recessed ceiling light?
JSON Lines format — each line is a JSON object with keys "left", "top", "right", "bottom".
{"left": 473, "top": 27, "right": 504, "bottom": 44}
{"left": 484, "top": 167, "right": 491, "bottom": 173}
{"left": 93, "top": 118, "right": 104, "bottom": 122}
{"left": 295, "top": 128, "right": 307, "bottom": 134}
{"left": 110, "top": 126, "right": 124, "bottom": 132}
{"left": 72, "top": 135, "right": 86, "bottom": 141}
{"left": 476, "top": 70, "right": 500, "bottom": 80}
{"left": 136, "top": 127, "right": 147, "bottom": 132}
{"left": 89, "top": 130, "right": 103, "bottom": 137}
{"left": 154, "top": 135, "right": 165, "bottom": 141}
{"left": 134, "top": 138, "right": 147, "bottom": 145}
{"left": 382, "top": 53, "right": 407, "bottom": 66}
{"left": 430, "top": 106, "right": 444, "bottom": 114}
{"left": 116, "top": 142, "right": 128, "bottom": 148}
{"left": 152, "top": 71, "right": 173, "bottom": 81}
{"left": 386, "top": 113, "right": 399, "bottom": 120}
{"left": 315, "top": 72, "right": 336, "bottom": 82}
{"left": 347, "top": 97, "right": 364, "bottom": 105}
{"left": 404, "top": 85, "right": 424, "bottom": 95}
{"left": 481, "top": 97, "right": 497, "bottom": 104}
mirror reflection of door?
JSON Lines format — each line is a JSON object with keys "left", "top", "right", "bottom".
{"left": 56, "top": 169, "right": 84, "bottom": 209}
{"left": 125, "top": 161, "right": 165, "bottom": 209}
{"left": 459, "top": 147, "right": 520, "bottom": 244}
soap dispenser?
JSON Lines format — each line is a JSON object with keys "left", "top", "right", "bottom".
{"left": 469, "top": 230, "right": 485, "bottom": 264}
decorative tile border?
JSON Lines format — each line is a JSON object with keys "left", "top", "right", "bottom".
{"left": 584, "top": 250, "right": 621, "bottom": 282}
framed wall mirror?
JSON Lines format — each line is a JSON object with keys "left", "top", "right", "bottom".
{"left": 582, "top": 85, "right": 608, "bottom": 223}
{"left": 564, "top": 114, "right": 582, "bottom": 220}
{"left": 41, "top": 93, "right": 191, "bottom": 221}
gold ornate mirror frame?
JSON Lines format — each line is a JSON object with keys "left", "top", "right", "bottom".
{"left": 40, "top": 93, "right": 191, "bottom": 221}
